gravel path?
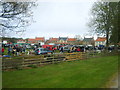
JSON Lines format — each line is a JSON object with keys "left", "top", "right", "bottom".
{"left": 104, "top": 72, "right": 118, "bottom": 88}
{"left": 109, "top": 74, "right": 118, "bottom": 88}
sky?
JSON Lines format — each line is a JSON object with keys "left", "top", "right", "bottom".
{"left": 20, "top": 0, "right": 97, "bottom": 40}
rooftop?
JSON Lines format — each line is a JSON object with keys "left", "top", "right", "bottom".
{"left": 83, "top": 37, "right": 94, "bottom": 42}
{"left": 96, "top": 37, "right": 106, "bottom": 41}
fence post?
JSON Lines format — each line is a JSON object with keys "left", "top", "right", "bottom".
{"left": 81, "top": 52, "right": 83, "bottom": 60}
{"left": 39, "top": 56, "right": 41, "bottom": 66}
{"left": 76, "top": 52, "right": 78, "bottom": 60}
{"left": 86, "top": 52, "right": 88, "bottom": 59}
{"left": 22, "top": 57, "right": 25, "bottom": 68}
{"left": 53, "top": 55, "right": 54, "bottom": 64}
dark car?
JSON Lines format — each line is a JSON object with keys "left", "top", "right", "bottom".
{"left": 35, "top": 48, "right": 53, "bottom": 55}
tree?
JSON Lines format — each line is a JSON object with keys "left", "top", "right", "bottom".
{"left": 2, "top": 37, "right": 22, "bottom": 43}
{"left": 88, "top": 1, "right": 120, "bottom": 50}
{"left": 0, "top": 1, "right": 36, "bottom": 37}
{"left": 109, "top": 2, "right": 120, "bottom": 47}
{"left": 74, "top": 35, "right": 83, "bottom": 41}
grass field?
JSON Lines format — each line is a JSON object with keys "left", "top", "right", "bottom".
{"left": 2, "top": 55, "right": 118, "bottom": 88}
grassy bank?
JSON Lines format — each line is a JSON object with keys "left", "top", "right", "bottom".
{"left": 2, "top": 55, "right": 118, "bottom": 88}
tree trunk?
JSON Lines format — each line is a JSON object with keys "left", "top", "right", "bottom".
{"left": 106, "top": 29, "right": 109, "bottom": 52}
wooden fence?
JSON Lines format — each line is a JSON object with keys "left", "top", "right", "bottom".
{"left": 2, "top": 52, "right": 87, "bottom": 70}
{"left": 65, "top": 52, "right": 86, "bottom": 61}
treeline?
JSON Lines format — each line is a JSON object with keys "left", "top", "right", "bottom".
{"left": 2, "top": 37, "right": 23, "bottom": 43}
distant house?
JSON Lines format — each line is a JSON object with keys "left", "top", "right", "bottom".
{"left": 17, "top": 39, "right": 26, "bottom": 44}
{"left": 45, "top": 38, "right": 58, "bottom": 45}
{"left": 35, "top": 37, "right": 45, "bottom": 45}
{"left": 83, "top": 37, "right": 94, "bottom": 45}
{"left": 46, "top": 37, "right": 77, "bottom": 45}
{"left": 35, "top": 37, "right": 45, "bottom": 42}
{"left": 67, "top": 38, "right": 77, "bottom": 44}
{"left": 28, "top": 38, "right": 36, "bottom": 44}
{"left": 47, "top": 37, "right": 68, "bottom": 45}
{"left": 57, "top": 37, "right": 68, "bottom": 44}
{"left": 95, "top": 37, "right": 106, "bottom": 46}
{"left": 28, "top": 37, "right": 45, "bottom": 45}
{"left": 49, "top": 38, "right": 58, "bottom": 43}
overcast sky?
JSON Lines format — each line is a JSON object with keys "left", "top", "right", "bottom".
{"left": 21, "top": 0, "right": 97, "bottom": 39}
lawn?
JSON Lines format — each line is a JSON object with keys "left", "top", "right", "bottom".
{"left": 2, "top": 55, "right": 118, "bottom": 88}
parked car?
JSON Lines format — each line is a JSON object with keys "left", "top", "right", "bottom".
{"left": 35, "top": 48, "right": 53, "bottom": 55}
{"left": 3, "top": 44, "right": 12, "bottom": 47}
{"left": 63, "top": 46, "right": 70, "bottom": 52}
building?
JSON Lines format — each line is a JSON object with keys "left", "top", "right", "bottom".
{"left": 17, "top": 39, "right": 26, "bottom": 44}
{"left": 46, "top": 37, "right": 77, "bottom": 45}
{"left": 28, "top": 37, "right": 45, "bottom": 45}
{"left": 49, "top": 38, "right": 58, "bottom": 43}
{"left": 95, "top": 37, "right": 106, "bottom": 46}
{"left": 45, "top": 38, "right": 58, "bottom": 45}
{"left": 83, "top": 37, "right": 94, "bottom": 45}
{"left": 28, "top": 38, "right": 36, "bottom": 44}
{"left": 57, "top": 37, "right": 68, "bottom": 44}
{"left": 67, "top": 38, "right": 77, "bottom": 44}
{"left": 35, "top": 37, "right": 45, "bottom": 42}
{"left": 35, "top": 37, "right": 45, "bottom": 45}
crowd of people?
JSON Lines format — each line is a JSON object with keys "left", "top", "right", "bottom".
{"left": 2, "top": 45, "right": 27, "bottom": 56}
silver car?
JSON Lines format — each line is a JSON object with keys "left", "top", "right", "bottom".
{"left": 35, "top": 48, "right": 53, "bottom": 55}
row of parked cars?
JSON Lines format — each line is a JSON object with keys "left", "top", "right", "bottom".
{"left": 33, "top": 44, "right": 120, "bottom": 55}
{"left": 34, "top": 45, "right": 86, "bottom": 55}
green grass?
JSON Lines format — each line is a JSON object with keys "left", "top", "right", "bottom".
{"left": 2, "top": 55, "right": 118, "bottom": 88}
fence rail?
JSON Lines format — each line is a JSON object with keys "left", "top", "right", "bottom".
{"left": 2, "top": 52, "right": 88, "bottom": 70}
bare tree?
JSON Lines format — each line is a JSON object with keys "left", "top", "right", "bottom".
{"left": 0, "top": 1, "right": 36, "bottom": 37}
{"left": 74, "top": 35, "right": 83, "bottom": 41}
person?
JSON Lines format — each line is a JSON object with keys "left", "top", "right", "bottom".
{"left": 80, "top": 47, "right": 83, "bottom": 52}
{"left": 8, "top": 46, "right": 12, "bottom": 55}
{"left": 53, "top": 47, "right": 57, "bottom": 52}
{"left": 52, "top": 47, "right": 54, "bottom": 52}
{"left": 19, "top": 47, "right": 23, "bottom": 55}
{"left": 2, "top": 48, "right": 4, "bottom": 56}
{"left": 59, "top": 47, "right": 64, "bottom": 53}
{"left": 12, "top": 46, "right": 16, "bottom": 56}
{"left": 76, "top": 47, "right": 81, "bottom": 52}
{"left": 27, "top": 50, "right": 30, "bottom": 55}
{"left": 22, "top": 47, "right": 26, "bottom": 53}
{"left": 69, "top": 47, "right": 73, "bottom": 53}
{"left": 16, "top": 47, "right": 20, "bottom": 56}
{"left": 73, "top": 47, "right": 76, "bottom": 52}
